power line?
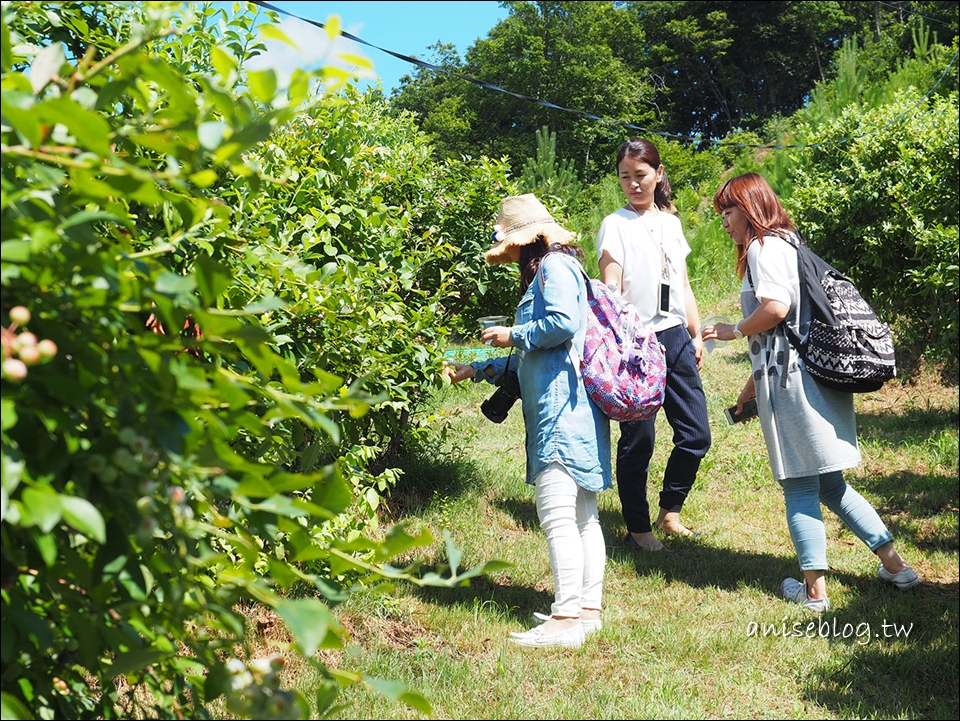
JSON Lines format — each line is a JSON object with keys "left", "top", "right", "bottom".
{"left": 876, "top": 1, "right": 958, "bottom": 29}
{"left": 249, "top": 0, "right": 957, "bottom": 151}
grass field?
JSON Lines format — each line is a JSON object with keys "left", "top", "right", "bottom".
{"left": 250, "top": 295, "right": 959, "bottom": 720}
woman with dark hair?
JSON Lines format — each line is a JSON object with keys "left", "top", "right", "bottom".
{"left": 596, "top": 138, "right": 711, "bottom": 553}
{"left": 703, "top": 172, "right": 918, "bottom": 611}
{"left": 445, "top": 194, "right": 611, "bottom": 648}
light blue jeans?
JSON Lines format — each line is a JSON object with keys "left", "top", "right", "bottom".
{"left": 778, "top": 471, "right": 894, "bottom": 571}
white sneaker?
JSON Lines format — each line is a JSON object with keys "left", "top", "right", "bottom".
{"left": 532, "top": 611, "right": 602, "bottom": 634}
{"left": 509, "top": 622, "right": 585, "bottom": 648}
{"left": 878, "top": 562, "right": 919, "bottom": 590}
{"left": 781, "top": 578, "right": 831, "bottom": 612}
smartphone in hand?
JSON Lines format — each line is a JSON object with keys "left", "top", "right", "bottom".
{"left": 725, "top": 398, "right": 758, "bottom": 424}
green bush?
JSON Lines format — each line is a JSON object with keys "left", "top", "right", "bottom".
{"left": 789, "top": 88, "right": 959, "bottom": 372}
{"left": 1, "top": 3, "right": 507, "bottom": 719}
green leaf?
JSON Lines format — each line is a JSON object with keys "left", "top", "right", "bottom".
{"left": 35, "top": 96, "right": 114, "bottom": 157}
{"left": 110, "top": 649, "right": 169, "bottom": 679}
{"left": 59, "top": 209, "right": 133, "bottom": 232}
{"left": 443, "top": 529, "right": 461, "bottom": 577}
{"left": 1, "top": 691, "right": 33, "bottom": 720}
{"left": 60, "top": 496, "right": 106, "bottom": 544}
{"left": 30, "top": 527, "right": 58, "bottom": 566}
{"left": 323, "top": 14, "right": 341, "bottom": 41}
{"left": 203, "top": 661, "right": 233, "bottom": 702}
{"left": 259, "top": 23, "right": 298, "bottom": 47}
{"left": 21, "top": 486, "right": 62, "bottom": 534}
{"left": 194, "top": 256, "right": 233, "bottom": 306}
{"left": 274, "top": 598, "right": 333, "bottom": 657}
{"left": 376, "top": 524, "right": 434, "bottom": 561}
{"left": 1, "top": 92, "right": 43, "bottom": 149}
{"left": 0, "top": 9, "right": 12, "bottom": 72}
{"left": 189, "top": 169, "right": 219, "bottom": 188}
{"left": 365, "top": 677, "right": 432, "bottom": 715}
{"left": 29, "top": 43, "right": 65, "bottom": 93}
{"left": 209, "top": 45, "right": 237, "bottom": 82}
{"left": 1, "top": 240, "right": 32, "bottom": 262}
{"left": 248, "top": 69, "right": 278, "bottom": 104}
{"left": 1, "top": 398, "right": 17, "bottom": 431}
{"left": 155, "top": 271, "right": 197, "bottom": 295}
{"left": 197, "top": 121, "right": 227, "bottom": 150}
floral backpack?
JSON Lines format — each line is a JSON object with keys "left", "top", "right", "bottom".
{"left": 540, "top": 255, "right": 666, "bottom": 422}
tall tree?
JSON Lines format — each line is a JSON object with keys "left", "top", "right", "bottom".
{"left": 627, "top": 1, "right": 859, "bottom": 138}
{"left": 392, "top": 1, "right": 655, "bottom": 182}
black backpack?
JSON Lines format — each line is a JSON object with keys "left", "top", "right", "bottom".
{"left": 750, "top": 233, "right": 897, "bottom": 393}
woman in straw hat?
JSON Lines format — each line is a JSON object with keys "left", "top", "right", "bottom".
{"left": 445, "top": 194, "right": 611, "bottom": 649}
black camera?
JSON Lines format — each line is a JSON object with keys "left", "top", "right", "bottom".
{"left": 481, "top": 369, "right": 521, "bottom": 423}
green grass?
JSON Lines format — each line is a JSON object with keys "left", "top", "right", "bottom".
{"left": 275, "top": 299, "right": 958, "bottom": 720}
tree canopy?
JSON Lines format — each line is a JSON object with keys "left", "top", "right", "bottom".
{"left": 390, "top": 0, "right": 959, "bottom": 181}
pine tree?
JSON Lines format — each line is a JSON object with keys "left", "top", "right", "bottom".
{"left": 518, "top": 126, "right": 582, "bottom": 204}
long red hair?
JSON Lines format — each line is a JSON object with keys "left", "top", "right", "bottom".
{"left": 713, "top": 173, "right": 795, "bottom": 279}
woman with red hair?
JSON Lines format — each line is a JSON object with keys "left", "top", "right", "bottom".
{"left": 703, "top": 172, "right": 918, "bottom": 611}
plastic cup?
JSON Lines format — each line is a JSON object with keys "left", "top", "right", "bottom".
{"left": 478, "top": 315, "right": 508, "bottom": 345}
{"left": 700, "top": 314, "right": 733, "bottom": 353}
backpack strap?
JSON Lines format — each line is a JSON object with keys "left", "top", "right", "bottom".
{"left": 536, "top": 252, "right": 590, "bottom": 386}
{"left": 776, "top": 232, "right": 812, "bottom": 352}
{"left": 745, "top": 234, "right": 805, "bottom": 389}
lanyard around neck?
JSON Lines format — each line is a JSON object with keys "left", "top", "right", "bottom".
{"left": 626, "top": 203, "right": 670, "bottom": 281}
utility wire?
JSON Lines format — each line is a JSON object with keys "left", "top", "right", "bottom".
{"left": 249, "top": 0, "right": 958, "bottom": 151}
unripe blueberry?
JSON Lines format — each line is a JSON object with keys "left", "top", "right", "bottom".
{"left": 136, "top": 496, "right": 157, "bottom": 515}
{"left": 118, "top": 427, "right": 138, "bottom": 446}
{"left": 12, "top": 332, "right": 37, "bottom": 353}
{"left": 88, "top": 454, "right": 107, "bottom": 473}
{"left": 37, "top": 339, "right": 57, "bottom": 359}
{"left": 136, "top": 517, "right": 158, "bottom": 544}
{"left": 8, "top": 306, "right": 30, "bottom": 326}
{"left": 2, "top": 358, "right": 28, "bottom": 382}
{"left": 112, "top": 447, "right": 139, "bottom": 473}
{"left": 18, "top": 345, "right": 40, "bottom": 365}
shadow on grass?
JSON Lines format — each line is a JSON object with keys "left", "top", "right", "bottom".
{"left": 799, "top": 573, "right": 960, "bottom": 718}
{"left": 411, "top": 574, "right": 554, "bottom": 627}
{"left": 388, "top": 401, "right": 957, "bottom": 716}
{"left": 856, "top": 402, "right": 960, "bottom": 445}
{"left": 410, "top": 534, "right": 958, "bottom": 718}
{"left": 859, "top": 469, "right": 960, "bottom": 553}
{"left": 386, "top": 445, "right": 489, "bottom": 518}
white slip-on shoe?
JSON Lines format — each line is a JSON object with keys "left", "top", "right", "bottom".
{"left": 532, "top": 611, "right": 602, "bottom": 634}
{"left": 878, "top": 562, "right": 920, "bottom": 590}
{"left": 509, "top": 622, "right": 585, "bottom": 649}
{"left": 781, "top": 577, "right": 831, "bottom": 613}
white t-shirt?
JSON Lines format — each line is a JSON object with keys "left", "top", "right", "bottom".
{"left": 741, "top": 233, "right": 859, "bottom": 479}
{"left": 595, "top": 207, "right": 691, "bottom": 331}
{"left": 742, "top": 234, "right": 801, "bottom": 316}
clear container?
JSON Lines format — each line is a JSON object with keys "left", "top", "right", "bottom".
{"left": 700, "top": 314, "right": 734, "bottom": 353}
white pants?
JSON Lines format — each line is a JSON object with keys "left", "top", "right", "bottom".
{"left": 534, "top": 462, "right": 606, "bottom": 617}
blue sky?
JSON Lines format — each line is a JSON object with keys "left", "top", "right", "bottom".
{"left": 241, "top": 1, "right": 510, "bottom": 92}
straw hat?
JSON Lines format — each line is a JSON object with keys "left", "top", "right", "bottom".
{"left": 485, "top": 194, "right": 577, "bottom": 265}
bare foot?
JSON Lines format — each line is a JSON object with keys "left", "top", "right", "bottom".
{"left": 654, "top": 521, "right": 697, "bottom": 537}
{"left": 628, "top": 531, "right": 667, "bottom": 551}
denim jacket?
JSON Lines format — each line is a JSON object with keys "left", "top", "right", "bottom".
{"left": 471, "top": 253, "right": 612, "bottom": 492}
